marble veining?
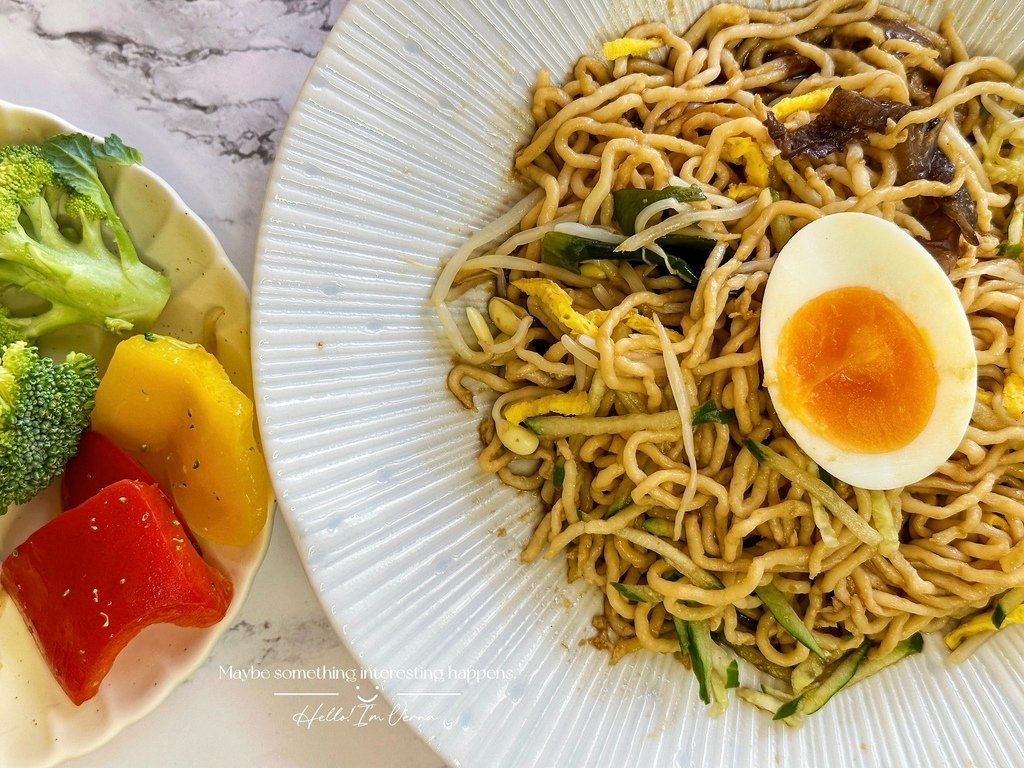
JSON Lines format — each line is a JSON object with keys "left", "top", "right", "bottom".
{"left": 0, "top": 0, "right": 347, "bottom": 279}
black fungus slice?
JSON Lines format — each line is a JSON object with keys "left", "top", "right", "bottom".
{"left": 765, "top": 88, "right": 914, "bottom": 161}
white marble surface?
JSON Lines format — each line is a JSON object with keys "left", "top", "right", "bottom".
{"left": 0, "top": 2, "right": 443, "bottom": 766}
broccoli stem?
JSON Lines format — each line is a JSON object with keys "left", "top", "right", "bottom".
{"left": 0, "top": 200, "right": 170, "bottom": 337}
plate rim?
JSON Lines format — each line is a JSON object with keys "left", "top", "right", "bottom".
{"left": 0, "top": 97, "right": 275, "bottom": 768}
{"left": 251, "top": 1, "right": 1024, "bottom": 766}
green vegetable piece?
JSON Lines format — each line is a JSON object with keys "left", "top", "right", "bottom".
{"left": 0, "top": 341, "right": 98, "bottom": 510}
{"left": 525, "top": 410, "right": 682, "bottom": 437}
{"left": 712, "top": 634, "right": 791, "bottom": 682}
{"left": 0, "top": 133, "right": 170, "bottom": 340}
{"left": 743, "top": 439, "right": 882, "bottom": 549}
{"left": 791, "top": 655, "right": 827, "bottom": 694}
{"left": 611, "top": 582, "right": 662, "bottom": 603}
{"left": 773, "top": 691, "right": 805, "bottom": 720}
{"left": 755, "top": 582, "right": 827, "bottom": 659}
{"left": 540, "top": 231, "right": 701, "bottom": 285}
{"left": 642, "top": 517, "right": 674, "bottom": 537}
{"left": 999, "top": 242, "right": 1022, "bottom": 258}
{"left": 994, "top": 587, "right": 1024, "bottom": 628}
{"left": 612, "top": 186, "right": 707, "bottom": 235}
{"left": 848, "top": 633, "right": 923, "bottom": 686}
{"left": 691, "top": 399, "right": 737, "bottom": 426}
{"left": 672, "top": 616, "right": 689, "bottom": 659}
{"left": 606, "top": 477, "right": 635, "bottom": 515}
{"left": 552, "top": 459, "right": 565, "bottom": 489}
{"left": 725, "top": 660, "right": 740, "bottom": 690}
{"left": 684, "top": 618, "right": 716, "bottom": 705}
{"left": 540, "top": 231, "right": 620, "bottom": 271}
{"left": 774, "top": 642, "right": 869, "bottom": 720}
{"left": 818, "top": 465, "right": 836, "bottom": 489}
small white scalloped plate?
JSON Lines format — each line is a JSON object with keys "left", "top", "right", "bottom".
{"left": 0, "top": 100, "right": 273, "bottom": 768}
{"left": 253, "top": 2, "right": 1024, "bottom": 767}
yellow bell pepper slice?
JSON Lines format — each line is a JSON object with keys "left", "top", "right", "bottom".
{"left": 91, "top": 334, "right": 270, "bottom": 547}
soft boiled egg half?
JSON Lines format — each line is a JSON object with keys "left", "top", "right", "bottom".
{"left": 760, "top": 212, "right": 976, "bottom": 490}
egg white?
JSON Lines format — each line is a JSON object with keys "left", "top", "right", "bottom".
{"left": 760, "top": 211, "right": 976, "bottom": 490}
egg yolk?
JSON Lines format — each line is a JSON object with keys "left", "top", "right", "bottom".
{"left": 776, "top": 286, "right": 938, "bottom": 454}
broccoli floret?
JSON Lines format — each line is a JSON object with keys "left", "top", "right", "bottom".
{"left": 0, "top": 340, "right": 98, "bottom": 510}
{"left": 0, "top": 305, "right": 24, "bottom": 348}
{"left": 0, "top": 133, "right": 171, "bottom": 340}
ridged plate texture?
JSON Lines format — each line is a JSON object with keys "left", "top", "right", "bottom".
{"left": 252, "top": 2, "right": 1024, "bottom": 766}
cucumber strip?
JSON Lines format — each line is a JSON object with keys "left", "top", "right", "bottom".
{"left": 607, "top": 477, "right": 636, "bottom": 515}
{"left": 738, "top": 688, "right": 803, "bottom": 726}
{"left": 713, "top": 633, "right": 792, "bottom": 682}
{"left": 993, "top": 587, "right": 1024, "bottom": 628}
{"left": 614, "top": 391, "right": 646, "bottom": 414}
{"left": 791, "top": 655, "right": 826, "bottom": 694}
{"left": 709, "top": 663, "right": 729, "bottom": 716}
{"left": 611, "top": 582, "right": 662, "bottom": 603}
{"left": 642, "top": 517, "right": 675, "bottom": 537}
{"left": 672, "top": 616, "right": 690, "bottom": 659}
{"left": 743, "top": 439, "right": 882, "bottom": 549}
{"left": 804, "top": 459, "right": 839, "bottom": 548}
{"left": 725, "top": 659, "right": 740, "bottom": 689}
{"left": 869, "top": 490, "right": 899, "bottom": 556}
{"left": 552, "top": 459, "right": 565, "bottom": 489}
{"left": 525, "top": 410, "right": 681, "bottom": 437}
{"left": 755, "top": 583, "right": 827, "bottom": 659}
{"left": 774, "top": 642, "right": 869, "bottom": 720}
{"left": 849, "top": 633, "right": 924, "bottom": 686}
{"left": 684, "top": 618, "right": 716, "bottom": 705}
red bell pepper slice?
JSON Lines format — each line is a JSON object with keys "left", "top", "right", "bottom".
{"left": 61, "top": 430, "right": 160, "bottom": 510}
{"left": 63, "top": 430, "right": 200, "bottom": 550}
{"left": 1, "top": 479, "right": 233, "bottom": 705}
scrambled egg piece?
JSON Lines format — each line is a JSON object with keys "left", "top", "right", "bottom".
{"left": 1004, "top": 373, "right": 1024, "bottom": 419}
{"left": 769, "top": 87, "right": 836, "bottom": 120}
{"left": 602, "top": 37, "right": 662, "bottom": 60}
{"left": 579, "top": 263, "right": 607, "bottom": 279}
{"left": 586, "top": 309, "right": 684, "bottom": 341}
{"left": 727, "top": 183, "right": 761, "bottom": 201}
{"left": 513, "top": 278, "right": 598, "bottom": 335}
{"left": 977, "top": 387, "right": 994, "bottom": 406}
{"left": 504, "top": 392, "right": 590, "bottom": 425}
{"left": 724, "top": 137, "right": 770, "bottom": 188}
{"left": 945, "top": 605, "right": 1024, "bottom": 650}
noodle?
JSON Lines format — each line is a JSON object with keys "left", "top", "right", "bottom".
{"left": 434, "top": 0, "right": 1024, "bottom": 716}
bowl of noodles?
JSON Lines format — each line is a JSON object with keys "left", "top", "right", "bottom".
{"left": 253, "top": 0, "right": 1024, "bottom": 765}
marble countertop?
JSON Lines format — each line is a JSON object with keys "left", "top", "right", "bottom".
{"left": 0, "top": 1, "right": 443, "bottom": 766}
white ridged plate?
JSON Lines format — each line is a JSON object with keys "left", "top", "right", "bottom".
{"left": 252, "top": 2, "right": 1024, "bottom": 766}
{"left": 0, "top": 100, "right": 273, "bottom": 768}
